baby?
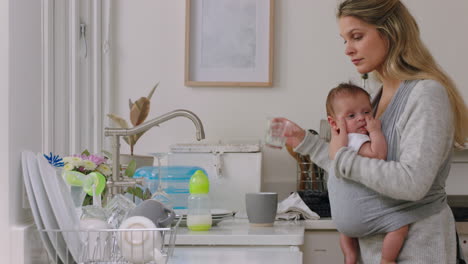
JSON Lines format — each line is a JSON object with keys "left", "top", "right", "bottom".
{"left": 326, "top": 82, "right": 408, "bottom": 264}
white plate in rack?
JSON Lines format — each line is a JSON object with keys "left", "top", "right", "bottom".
{"left": 37, "top": 153, "right": 82, "bottom": 262}
{"left": 22, "top": 152, "right": 62, "bottom": 264}
{"left": 25, "top": 152, "right": 70, "bottom": 263}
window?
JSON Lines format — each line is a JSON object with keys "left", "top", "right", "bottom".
{"left": 43, "top": 0, "right": 112, "bottom": 156}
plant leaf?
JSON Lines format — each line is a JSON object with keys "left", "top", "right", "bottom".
{"left": 107, "top": 114, "right": 130, "bottom": 129}
{"left": 130, "top": 97, "right": 150, "bottom": 126}
{"left": 126, "top": 187, "right": 145, "bottom": 200}
{"left": 130, "top": 134, "right": 139, "bottom": 146}
{"left": 101, "top": 149, "right": 112, "bottom": 159}
{"left": 81, "top": 149, "right": 90, "bottom": 156}
{"left": 132, "top": 131, "right": 147, "bottom": 146}
{"left": 147, "top": 82, "right": 159, "bottom": 100}
{"left": 143, "top": 188, "right": 152, "bottom": 200}
{"left": 107, "top": 114, "right": 133, "bottom": 147}
{"left": 125, "top": 159, "right": 136, "bottom": 177}
{"left": 129, "top": 99, "right": 133, "bottom": 110}
{"left": 121, "top": 136, "right": 130, "bottom": 146}
{"left": 82, "top": 194, "right": 93, "bottom": 206}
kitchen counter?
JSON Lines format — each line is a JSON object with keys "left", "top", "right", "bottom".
{"left": 175, "top": 218, "right": 305, "bottom": 246}
{"left": 303, "top": 218, "right": 336, "bottom": 230}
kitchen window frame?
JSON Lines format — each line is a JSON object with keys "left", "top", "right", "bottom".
{"left": 42, "top": 0, "right": 112, "bottom": 156}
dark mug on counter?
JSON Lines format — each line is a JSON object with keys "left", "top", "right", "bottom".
{"left": 245, "top": 192, "right": 278, "bottom": 227}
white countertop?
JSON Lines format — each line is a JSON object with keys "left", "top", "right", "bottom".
{"left": 175, "top": 218, "right": 305, "bottom": 246}
{"left": 303, "top": 218, "right": 337, "bottom": 230}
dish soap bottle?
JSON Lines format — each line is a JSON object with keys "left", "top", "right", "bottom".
{"left": 187, "top": 170, "right": 212, "bottom": 231}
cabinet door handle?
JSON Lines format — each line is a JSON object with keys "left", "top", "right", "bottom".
{"left": 314, "top": 249, "right": 327, "bottom": 252}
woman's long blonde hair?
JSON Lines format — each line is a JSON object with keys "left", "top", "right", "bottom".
{"left": 337, "top": 0, "right": 468, "bottom": 147}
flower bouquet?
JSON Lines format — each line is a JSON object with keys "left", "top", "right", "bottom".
{"left": 45, "top": 150, "right": 152, "bottom": 206}
{"left": 61, "top": 150, "right": 111, "bottom": 206}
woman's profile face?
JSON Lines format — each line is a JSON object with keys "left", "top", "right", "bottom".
{"left": 339, "top": 16, "right": 389, "bottom": 75}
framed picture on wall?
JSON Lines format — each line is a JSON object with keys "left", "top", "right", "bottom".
{"left": 185, "top": 0, "right": 274, "bottom": 87}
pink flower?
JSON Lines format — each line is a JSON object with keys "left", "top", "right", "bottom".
{"left": 84, "top": 154, "right": 107, "bottom": 166}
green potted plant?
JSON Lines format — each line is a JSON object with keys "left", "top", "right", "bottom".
{"left": 107, "top": 82, "right": 159, "bottom": 170}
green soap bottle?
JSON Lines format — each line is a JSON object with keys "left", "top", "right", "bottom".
{"left": 187, "top": 170, "right": 212, "bottom": 231}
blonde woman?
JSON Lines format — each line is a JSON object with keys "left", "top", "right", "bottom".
{"left": 276, "top": 0, "right": 468, "bottom": 263}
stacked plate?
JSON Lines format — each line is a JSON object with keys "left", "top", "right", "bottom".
{"left": 22, "top": 151, "right": 81, "bottom": 263}
{"left": 174, "top": 209, "right": 235, "bottom": 227}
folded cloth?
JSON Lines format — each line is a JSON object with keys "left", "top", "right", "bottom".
{"left": 276, "top": 192, "right": 320, "bottom": 220}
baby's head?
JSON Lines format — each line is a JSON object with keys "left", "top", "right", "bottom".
{"left": 326, "top": 82, "right": 372, "bottom": 134}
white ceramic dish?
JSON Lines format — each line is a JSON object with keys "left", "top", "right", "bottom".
{"left": 118, "top": 216, "right": 162, "bottom": 263}
{"left": 26, "top": 152, "right": 70, "bottom": 263}
{"left": 176, "top": 216, "right": 232, "bottom": 227}
{"left": 174, "top": 208, "right": 234, "bottom": 217}
{"left": 22, "top": 152, "right": 62, "bottom": 264}
{"left": 37, "top": 153, "right": 82, "bottom": 261}
{"left": 174, "top": 209, "right": 235, "bottom": 227}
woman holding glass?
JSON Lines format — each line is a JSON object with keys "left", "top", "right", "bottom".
{"left": 276, "top": 0, "right": 468, "bottom": 262}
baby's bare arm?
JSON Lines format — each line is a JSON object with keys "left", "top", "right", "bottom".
{"left": 358, "top": 117, "right": 387, "bottom": 160}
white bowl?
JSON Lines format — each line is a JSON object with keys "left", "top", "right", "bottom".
{"left": 118, "top": 216, "right": 162, "bottom": 263}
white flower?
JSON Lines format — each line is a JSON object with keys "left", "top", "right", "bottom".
{"left": 63, "top": 163, "right": 75, "bottom": 171}
{"left": 63, "top": 157, "right": 73, "bottom": 163}
{"left": 96, "top": 164, "right": 111, "bottom": 176}
{"left": 63, "top": 156, "right": 83, "bottom": 167}
{"left": 82, "top": 160, "right": 97, "bottom": 171}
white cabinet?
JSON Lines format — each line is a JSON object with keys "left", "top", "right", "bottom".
{"left": 174, "top": 219, "right": 304, "bottom": 263}
{"left": 302, "top": 230, "right": 343, "bottom": 263}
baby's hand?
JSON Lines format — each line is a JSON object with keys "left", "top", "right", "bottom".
{"left": 365, "top": 116, "right": 382, "bottom": 134}
{"left": 329, "top": 118, "right": 348, "bottom": 159}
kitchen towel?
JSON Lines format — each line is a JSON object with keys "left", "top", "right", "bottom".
{"left": 276, "top": 192, "right": 320, "bottom": 220}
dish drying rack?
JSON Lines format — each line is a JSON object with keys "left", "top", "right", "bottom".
{"left": 39, "top": 217, "right": 182, "bottom": 264}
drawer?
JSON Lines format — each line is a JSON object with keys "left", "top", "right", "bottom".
{"left": 302, "top": 231, "right": 343, "bottom": 263}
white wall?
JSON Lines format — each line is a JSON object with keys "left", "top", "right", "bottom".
{"left": 111, "top": 0, "right": 468, "bottom": 199}
{"left": 3, "top": 0, "right": 42, "bottom": 262}
{"left": 0, "top": 1, "right": 10, "bottom": 262}
{"left": 10, "top": 0, "right": 42, "bottom": 224}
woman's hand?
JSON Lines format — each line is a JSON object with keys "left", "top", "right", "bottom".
{"left": 329, "top": 118, "right": 348, "bottom": 159}
{"left": 272, "top": 117, "right": 306, "bottom": 149}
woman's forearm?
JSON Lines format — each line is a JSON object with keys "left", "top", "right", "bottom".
{"left": 294, "top": 131, "right": 331, "bottom": 172}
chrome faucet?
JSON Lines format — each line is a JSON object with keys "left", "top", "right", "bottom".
{"left": 104, "top": 109, "right": 205, "bottom": 200}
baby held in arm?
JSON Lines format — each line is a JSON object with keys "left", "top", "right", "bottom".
{"left": 326, "top": 83, "right": 408, "bottom": 264}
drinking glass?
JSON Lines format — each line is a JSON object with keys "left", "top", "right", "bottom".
{"left": 104, "top": 194, "right": 136, "bottom": 228}
{"left": 150, "top": 153, "right": 174, "bottom": 209}
{"left": 265, "top": 118, "right": 290, "bottom": 149}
